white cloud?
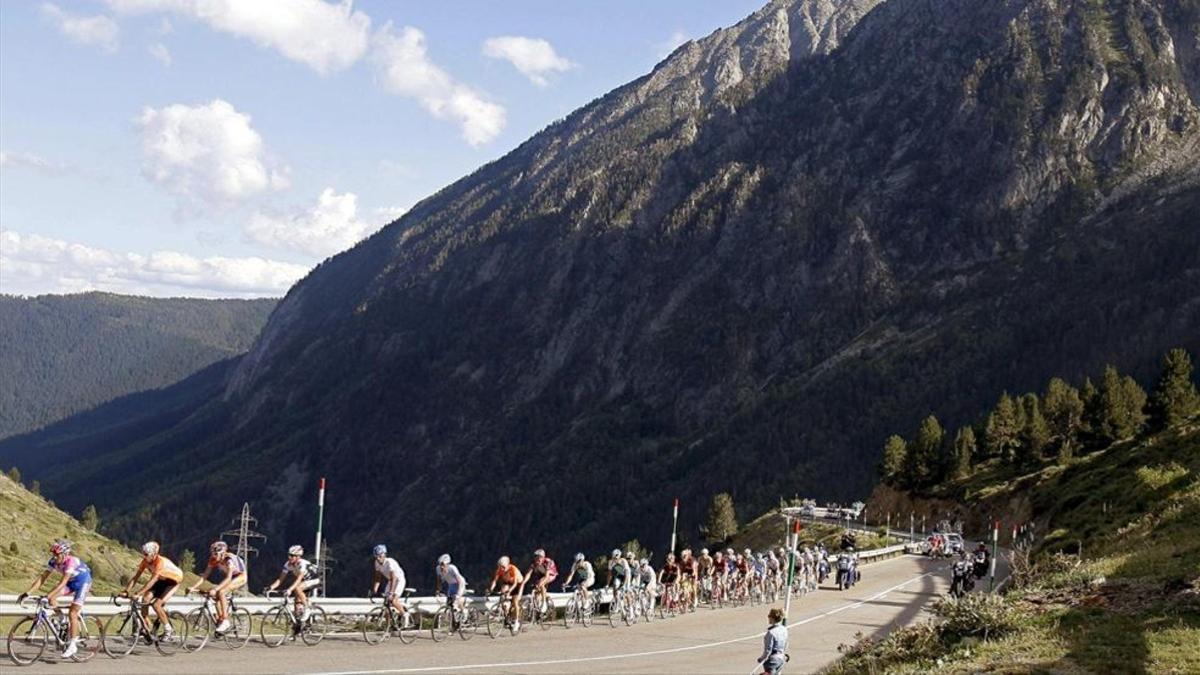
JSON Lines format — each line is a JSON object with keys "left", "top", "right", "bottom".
{"left": 245, "top": 188, "right": 389, "bottom": 258}
{"left": 108, "top": 0, "right": 370, "bottom": 74}
{"left": 148, "top": 42, "right": 172, "bottom": 66}
{"left": 482, "top": 36, "right": 574, "bottom": 87}
{"left": 371, "top": 24, "right": 505, "bottom": 146}
{"left": 137, "top": 99, "right": 289, "bottom": 210}
{"left": 0, "top": 230, "right": 307, "bottom": 298}
{"left": 1, "top": 150, "right": 63, "bottom": 174}
{"left": 41, "top": 3, "right": 120, "bottom": 53}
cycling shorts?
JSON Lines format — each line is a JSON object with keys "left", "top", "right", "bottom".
{"left": 148, "top": 578, "right": 178, "bottom": 600}
{"left": 66, "top": 577, "right": 91, "bottom": 606}
{"left": 577, "top": 578, "right": 594, "bottom": 590}
{"left": 530, "top": 572, "right": 556, "bottom": 587}
{"left": 446, "top": 583, "right": 461, "bottom": 598}
{"left": 298, "top": 579, "right": 321, "bottom": 592}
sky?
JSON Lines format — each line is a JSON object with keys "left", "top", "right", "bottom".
{"left": 0, "top": 0, "right": 765, "bottom": 298}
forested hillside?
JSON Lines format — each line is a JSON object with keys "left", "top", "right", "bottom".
{"left": 0, "top": 292, "right": 274, "bottom": 439}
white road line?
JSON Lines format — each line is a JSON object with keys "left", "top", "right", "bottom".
{"left": 309, "top": 570, "right": 938, "bottom": 675}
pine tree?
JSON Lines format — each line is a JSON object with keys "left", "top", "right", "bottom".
{"left": 179, "top": 549, "right": 196, "bottom": 574}
{"left": 1019, "top": 393, "right": 1050, "bottom": 464}
{"left": 5, "top": 467, "right": 20, "bottom": 484}
{"left": 705, "top": 493, "right": 738, "bottom": 542}
{"left": 1121, "top": 375, "right": 1148, "bottom": 436}
{"left": 880, "top": 435, "right": 908, "bottom": 484}
{"left": 985, "top": 393, "right": 1021, "bottom": 461}
{"left": 1096, "top": 366, "right": 1149, "bottom": 444}
{"left": 951, "top": 427, "right": 976, "bottom": 479}
{"left": 80, "top": 504, "right": 99, "bottom": 531}
{"left": 1043, "top": 378, "right": 1084, "bottom": 461}
{"left": 905, "top": 415, "right": 944, "bottom": 486}
{"left": 1150, "top": 348, "right": 1200, "bottom": 429}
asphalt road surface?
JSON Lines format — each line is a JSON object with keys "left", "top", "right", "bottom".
{"left": 9, "top": 554, "right": 1003, "bottom": 674}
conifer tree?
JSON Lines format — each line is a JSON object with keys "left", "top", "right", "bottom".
{"left": 179, "top": 549, "right": 196, "bottom": 574}
{"left": 1150, "top": 348, "right": 1200, "bottom": 429}
{"left": 985, "top": 393, "right": 1021, "bottom": 461}
{"left": 1097, "top": 366, "right": 1147, "bottom": 444}
{"left": 1043, "top": 377, "right": 1084, "bottom": 461}
{"left": 907, "top": 415, "right": 944, "bottom": 486}
{"left": 81, "top": 504, "right": 99, "bottom": 531}
{"left": 5, "top": 467, "right": 20, "bottom": 484}
{"left": 951, "top": 427, "right": 976, "bottom": 479}
{"left": 1019, "top": 393, "right": 1050, "bottom": 464}
{"left": 705, "top": 493, "right": 738, "bottom": 542}
{"left": 880, "top": 435, "right": 908, "bottom": 485}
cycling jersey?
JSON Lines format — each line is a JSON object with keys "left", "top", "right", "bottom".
{"left": 529, "top": 557, "right": 558, "bottom": 584}
{"left": 753, "top": 560, "right": 766, "bottom": 576}
{"left": 698, "top": 555, "right": 714, "bottom": 574}
{"left": 736, "top": 559, "right": 750, "bottom": 576}
{"left": 208, "top": 553, "right": 246, "bottom": 576}
{"left": 48, "top": 556, "right": 92, "bottom": 605}
{"left": 492, "top": 564, "right": 523, "bottom": 587}
{"left": 638, "top": 565, "right": 655, "bottom": 587}
{"left": 610, "top": 560, "right": 631, "bottom": 586}
{"left": 571, "top": 561, "right": 595, "bottom": 584}
{"left": 282, "top": 557, "right": 317, "bottom": 579}
{"left": 375, "top": 556, "right": 407, "bottom": 598}
{"left": 661, "top": 562, "right": 680, "bottom": 584}
{"left": 679, "top": 558, "right": 696, "bottom": 578}
{"left": 437, "top": 563, "right": 467, "bottom": 588}
{"left": 137, "top": 555, "right": 184, "bottom": 583}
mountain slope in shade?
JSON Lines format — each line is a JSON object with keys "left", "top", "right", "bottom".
{"left": 0, "top": 292, "right": 275, "bottom": 439}
{"left": 1, "top": 0, "right": 1198, "bottom": 591}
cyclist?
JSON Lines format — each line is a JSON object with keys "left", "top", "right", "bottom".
{"left": 637, "top": 558, "right": 657, "bottom": 611}
{"left": 487, "top": 556, "right": 524, "bottom": 631}
{"left": 123, "top": 541, "right": 183, "bottom": 639}
{"left": 522, "top": 549, "right": 558, "bottom": 614}
{"left": 678, "top": 549, "right": 697, "bottom": 609}
{"left": 265, "top": 545, "right": 319, "bottom": 622}
{"left": 369, "top": 545, "right": 410, "bottom": 620}
{"left": 766, "top": 550, "right": 781, "bottom": 593}
{"left": 607, "top": 549, "right": 632, "bottom": 591}
{"left": 563, "top": 553, "right": 595, "bottom": 605}
{"left": 18, "top": 539, "right": 92, "bottom": 658}
{"left": 434, "top": 553, "right": 468, "bottom": 612}
{"left": 659, "top": 553, "right": 679, "bottom": 610}
{"left": 187, "top": 541, "right": 246, "bottom": 634}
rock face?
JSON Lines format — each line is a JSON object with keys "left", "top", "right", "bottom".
{"left": 2, "top": 0, "right": 1197, "bottom": 589}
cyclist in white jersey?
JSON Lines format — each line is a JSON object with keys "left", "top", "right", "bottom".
{"left": 607, "top": 549, "right": 633, "bottom": 590}
{"left": 265, "top": 545, "right": 320, "bottom": 621}
{"left": 434, "top": 554, "right": 467, "bottom": 611}
{"left": 564, "top": 552, "right": 597, "bottom": 605}
{"left": 370, "top": 545, "right": 410, "bottom": 618}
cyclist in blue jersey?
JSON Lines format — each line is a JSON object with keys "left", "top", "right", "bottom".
{"left": 18, "top": 539, "right": 92, "bottom": 658}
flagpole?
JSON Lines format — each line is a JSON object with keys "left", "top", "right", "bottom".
{"left": 670, "top": 497, "right": 680, "bottom": 554}
{"left": 314, "top": 477, "right": 326, "bottom": 568}
{"left": 783, "top": 519, "right": 800, "bottom": 624}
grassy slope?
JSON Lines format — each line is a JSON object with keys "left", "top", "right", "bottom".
{"left": 833, "top": 420, "right": 1200, "bottom": 674}
{"left": 0, "top": 473, "right": 144, "bottom": 593}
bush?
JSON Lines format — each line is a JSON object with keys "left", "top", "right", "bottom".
{"left": 833, "top": 623, "right": 946, "bottom": 673}
{"left": 934, "top": 593, "right": 1023, "bottom": 639}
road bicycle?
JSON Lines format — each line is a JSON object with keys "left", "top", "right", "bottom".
{"left": 483, "top": 592, "right": 521, "bottom": 638}
{"left": 6, "top": 595, "right": 103, "bottom": 666}
{"left": 562, "top": 584, "right": 595, "bottom": 628}
{"left": 362, "top": 590, "right": 420, "bottom": 645}
{"left": 260, "top": 590, "right": 329, "bottom": 647}
{"left": 657, "top": 583, "right": 683, "bottom": 619}
{"left": 635, "top": 585, "right": 656, "bottom": 623}
{"left": 520, "top": 583, "right": 557, "bottom": 630}
{"left": 431, "top": 591, "right": 481, "bottom": 642}
{"left": 607, "top": 584, "right": 640, "bottom": 627}
{"left": 103, "top": 594, "right": 187, "bottom": 657}
{"left": 181, "top": 589, "right": 252, "bottom": 652}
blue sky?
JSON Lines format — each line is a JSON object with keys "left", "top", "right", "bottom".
{"left": 0, "top": 0, "right": 765, "bottom": 297}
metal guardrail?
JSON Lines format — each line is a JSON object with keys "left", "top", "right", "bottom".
{"left": 0, "top": 543, "right": 912, "bottom": 618}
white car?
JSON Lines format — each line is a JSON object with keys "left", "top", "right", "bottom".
{"left": 945, "top": 533, "right": 965, "bottom": 553}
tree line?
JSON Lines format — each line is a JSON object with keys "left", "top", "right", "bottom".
{"left": 879, "top": 348, "right": 1200, "bottom": 489}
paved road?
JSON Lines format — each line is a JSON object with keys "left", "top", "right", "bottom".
{"left": 8, "top": 554, "right": 1001, "bottom": 674}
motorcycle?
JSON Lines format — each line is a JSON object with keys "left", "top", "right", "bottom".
{"left": 972, "top": 551, "right": 989, "bottom": 579}
{"left": 835, "top": 555, "right": 856, "bottom": 590}
{"left": 817, "top": 559, "right": 830, "bottom": 584}
{"left": 949, "top": 561, "right": 974, "bottom": 598}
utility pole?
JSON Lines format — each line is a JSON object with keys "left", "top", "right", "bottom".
{"left": 316, "top": 538, "right": 337, "bottom": 598}
{"left": 221, "top": 502, "right": 266, "bottom": 593}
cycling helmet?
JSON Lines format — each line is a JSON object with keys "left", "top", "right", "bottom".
{"left": 744, "top": 548, "right": 752, "bottom": 555}
{"left": 701, "top": 548, "right": 709, "bottom": 556}
{"left": 288, "top": 545, "right": 304, "bottom": 556}
{"left": 50, "top": 540, "right": 71, "bottom": 555}
{"left": 756, "top": 553, "right": 764, "bottom": 561}
{"left": 372, "top": 544, "right": 387, "bottom": 556}
{"left": 141, "top": 541, "right": 160, "bottom": 556}
{"left": 611, "top": 549, "right": 621, "bottom": 557}
{"left": 639, "top": 558, "right": 648, "bottom": 567}
{"left": 625, "top": 551, "right": 635, "bottom": 559}
{"left": 726, "top": 548, "right": 734, "bottom": 555}
{"left": 438, "top": 553, "right": 452, "bottom": 565}
{"left": 533, "top": 548, "right": 545, "bottom": 557}
{"left": 575, "top": 552, "right": 585, "bottom": 562}
{"left": 666, "top": 552, "right": 676, "bottom": 560}
{"left": 211, "top": 540, "right": 228, "bottom": 554}
{"left": 498, "top": 556, "right": 510, "bottom": 567}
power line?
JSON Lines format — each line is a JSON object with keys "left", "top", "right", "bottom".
{"left": 220, "top": 502, "right": 266, "bottom": 593}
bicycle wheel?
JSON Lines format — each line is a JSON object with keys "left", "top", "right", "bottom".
{"left": 7, "top": 617, "right": 49, "bottom": 666}
{"left": 155, "top": 611, "right": 187, "bottom": 656}
{"left": 71, "top": 615, "right": 103, "bottom": 663}
{"left": 102, "top": 612, "right": 140, "bottom": 658}
{"left": 362, "top": 607, "right": 391, "bottom": 645}
{"left": 301, "top": 607, "right": 328, "bottom": 646}
{"left": 397, "top": 610, "right": 418, "bottom": 645}
{"left": 581, "top": 592, "right": 594, "bottom": 627}
{"left": 260, "top": 607, "right": 290, "bottom": 648}
{"left": 459, "top": 608, "right": 479, "bottom": 641}
{"left": 564, "top": 598, "right": 577, "bottom": 628}
{"left": 485, "top": 605, "right": 508, "bottom": 639}
{"left": 182, "top": 609, "right": 210, "bottom": 653}
{"left": 431, "top": 606, "right": 452, "bottom": 643}
{"left": 220, "top": 606, "right": 252, "bottom": 649}
{"left": 539, "top": 595, "right": 554, "bottom": 630}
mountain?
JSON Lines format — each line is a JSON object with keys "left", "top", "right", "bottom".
{"left": 1, "top": 0, "right": 1198, "bottom": 592}
{"left": 0, "top": 292, "right": 275, "bottom": 439}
